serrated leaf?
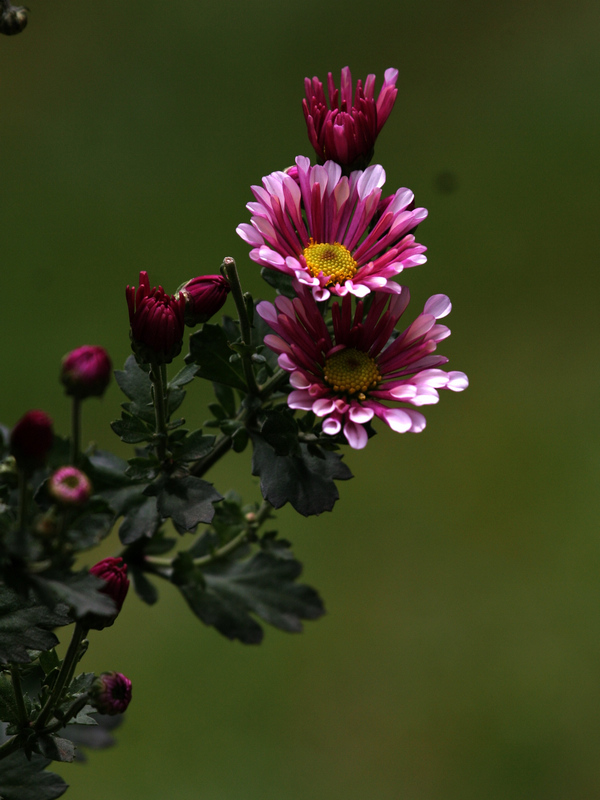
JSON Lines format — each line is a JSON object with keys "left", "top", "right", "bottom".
{"left": 0, "top": 588, "right": 72, "bottom": 665}
{"left": 250, "top": 434, "right": 353, "bottom": 516}
{"left": 83, "top": 450, "right": 129, "bottom": 487}
{"left": 114, "top": 356, "right": 152, "bottom": 407}
{"left": 212, "top": 382, "right": 236, "bottom": 417}
{"left": 67, "top": 510, "right": 114, "bottom": 551}
{"left": 0, "top": 750, "right": 68, "bottom": 800}
{"left": 169, "top": 363, "right": 198, "bottom": 389}
{"left": 259, "top": 267, "right": 296, "bottom": 298}
{"left": 259, "top": 408, "right": 300, "bottom": 456}
{"left": 35, "top": 734, "right": 76, "bottom": 763}
{"left": 173, "top": 430, "right": 215, "bottom": 462}
{"left": 186, "top": 324, "right": 247, "bottom": 391}
{"left": 175, "top": 549, "right": 325, "bottom": 644}
{"left": 32, "top": 574, "right": 115, "bottom": 622}
{"left": 119, "top": 495, "right": 161, "bottom": 545}
{"left": 157, "top": 476, "right": 222, "bottom": 532}
{"left": 110, "top": 414, "right": 153, "bottom": 444}
{"left": 62, "top": 712, "right": 123, "bottom": 760}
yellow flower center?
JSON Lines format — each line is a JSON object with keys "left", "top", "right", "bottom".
{"left": 303, "top": 238, "right": 357, "bottom": 286}
{"left": 323, "top": 348, "right": 381, "bottom": 398}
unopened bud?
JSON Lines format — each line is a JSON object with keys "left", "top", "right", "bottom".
{"left": 60, "top": 345, "right": 112, "bottom": 400}
{"left": 90, "top": 672, "right": 132, "bottom": 715}
{"left": 10, "top": 410, "right": 53, "bottom": 472}
{"left": 84, "top": 557, "right": 130, "bottom": 630}
{"left": 176, "top": 274, "right": 230, "bottom": 327}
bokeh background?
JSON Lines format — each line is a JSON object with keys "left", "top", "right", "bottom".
{"left": 2, "top": 1, "right": 600, "bottom": 797}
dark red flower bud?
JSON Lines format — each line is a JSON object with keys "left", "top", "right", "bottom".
{"left": 91, "top": 672, "right": 132, "bottom": 715}
{"left": 176, "top": 274, "right": 230, "bottom": 327}
{"left": 126, "top": 271, "right": 185, "bottom": 364}
{"left": 303, "top": 66, "right": 398, "bottom": 170}
{"left": 86, "top": 557, "right": 130, "bottom": 630}
{"left": 60, "top": 345, "right": 112, "bottom": 399}
{"left": 49, "top": 466, "right": 92, "bottom": 507}
{"left": 0, "top": 4, "right": 28, "bottom": 36}
{"left": 10, "top": 410, "right": 54, "bottom": 471}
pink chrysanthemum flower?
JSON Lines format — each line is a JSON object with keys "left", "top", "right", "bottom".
{"left": 49, "top": 466, "right": 92, "bottom": 507}
{"left": 257, "top": 287, "right": 468, "bottom": 450}
{"left": 303, "top": 66, "right": 399, "bottom": 170}
{"left": 237, "top": 156, "right": 427, "bottom": 302}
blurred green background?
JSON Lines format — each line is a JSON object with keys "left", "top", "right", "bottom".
{"left": 2, "top": 0, "right": 600, "bottom": 797}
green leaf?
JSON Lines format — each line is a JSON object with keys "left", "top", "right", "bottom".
{"left": 110, "top": 413, "right": 153, "bottom": 444}
{"left": 0, "top": 750, "right": 68, "bottom": 800}
{"left": 259, "top": 267, "right": 296, "bottom": 298}
{"left": 119, "top": 495, "right": 161, "bottom": 545}
{"left": 35, "top": 734, "right": 76, "bottom": 763}
{"left": 259, "top": 408, "right": 300, "bottom": 456}
{"left": 157, "top": 476, "right": 222, "bottom": 533}
{"left": 250, "top": 434, "right": 353, "bottom": 516}
{"left": 38, "top": 649, "right": 60, "bottom": 676}
{"left": 174, "top": 548, "right": 325, "bottom": 644}
{"left": 168, "top": 363, "right": 198, "bottom": 389}
{"left": 114, "top": 356, "right": 152, "bottom": 407}
{"left": 128, "top": 566, "right": 159, "bottom": 605}
{"left": 172, "top": 430, "right": 215, "bottom": 462}
{"left": 67, "top": 510, "right": 114, "bottom": 552}
{"left": 186, "top": 324, "right": 247, "bottom": 391}
{"left": 31, "top": 573, "right": 115, "bottom": 622}
{"left": 212, "top": 382, "right": 236, "bottom": 417}
{"left": 83, "top": 449, "right": 129, "bottom": 487}
{"left": 0, "top": 588, "right": 71, "bottom": 665}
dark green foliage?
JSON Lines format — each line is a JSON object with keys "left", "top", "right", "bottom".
{"left": 156, "top": 476, "right": 222, "bottom": 533}
{"left": 0, "top": 750, "right": 68, "bottom": 800}
{"left": 186, "top": 324, "right": 247, "bottom": 391}
{"left": 171, "top": 541, "right": 325, "bottom": 644}
{"left": 0, "top": 588, "right": 72, "bottom": 664}
{"left": 250, "top": 433, "right": 353, "bottom": 516}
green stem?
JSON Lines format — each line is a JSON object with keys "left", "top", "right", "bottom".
{"left": 222, "top": 257, "right": 260, "bottom": 396}
{"left": 150, "top": 361, "right": 168, "bottom": 462}
{"left": 146, "top": 500, "right": 272, "bottom": 569}
{"left": 10, "top": 665, "right": 28, "bottom": 728}
{"left": 34, "top": 623, "right": 87, "bottom": 731}
{"left": 70, "top": 396, "right": 81, "bottom": 465}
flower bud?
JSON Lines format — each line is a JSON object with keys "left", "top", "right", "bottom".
{"left": 48, "top": 466, "right": 92, "bottom": 507}
{"left": 85, "top": 557, "right": 130, "bottom": 630}
{"left": 10, "top": 410, "right": 53, "bottom": 472}
{"left": 0, "top": 4, "right": 28, "bottom": 36}
{"left": 90, "top": 672, "right": 132, "bottom": 715}
{"left": 60, "top": 345, "right": 112, "bottom": 399}
{"left": 176, "top": 274, "right": 230, "bottom": 327}
{"left": 126, "top": 271, "right": 185, "bottom": 364}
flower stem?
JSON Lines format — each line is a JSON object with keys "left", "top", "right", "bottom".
{"left": 34, "top": 623, "right": 87, "bottom": 731}
{"left": 70, "top": 396, "right": 81, "bottom": 465}
{"left": 150, "top": 361, "right": 168, "bottom": 462}
{"left": 221, "top": 257, "right": 260, "bottom": 396}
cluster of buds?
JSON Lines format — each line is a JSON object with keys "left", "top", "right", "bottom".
{"left": 126, "top": 271, "right": 229, "bottom": 363}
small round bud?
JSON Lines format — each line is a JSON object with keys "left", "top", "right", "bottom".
{"left": 10, "top": 410, "right": 53, "bottom": 471}
{"left": 60, "top": 345, "right": 112, "bottom": 399}
{"left": 90, "top": 672, "right": 132, "bottom": 715}
{"left": 85, "top": 557, "right": 130, "bottom": 630}
{"left": 0, "top": 4, "right": 28, "bottom": 36}
{"left": 176, "top": 274, "right": 230, "bottom": 327}
{"left": 126, "top": 271, "right": 185, "bottom": 364}
{"left": 48, "top": 466, "right": 92, "bottom": 507}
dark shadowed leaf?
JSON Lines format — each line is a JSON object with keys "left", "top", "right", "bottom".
{"left": 114, "top": 356, "right": 152, "bottom": 408}
{"left": 119, "top": 495, "right": 161, "bottom": 545}
{"left": 0, "top": 588, "right": 71, "bottom": 664}
{"left": 128, "top": 566, "right": 159, "bottom": 605}
{"left": 32, "top": 573, "right": 115, "bottom": 622}
{"left": 0, "top": 750, "right": 68, "bottom": 800}
{"left": 186, "top": 324, "right": 247, "bottom": 391}
{"left": 250, "top": 433, "right": 353, "bottom": 516}
{"left": 157, "top": 476, "right": 222, "bottom": 532}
